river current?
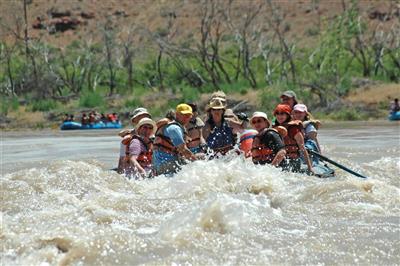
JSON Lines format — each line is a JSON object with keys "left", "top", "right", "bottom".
{"left": 1, "top": 121, "right": 399, "bottom": 265}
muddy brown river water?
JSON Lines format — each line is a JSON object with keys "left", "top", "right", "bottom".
{"left": 1, "top": 121, "right": 399, "bottom": 265}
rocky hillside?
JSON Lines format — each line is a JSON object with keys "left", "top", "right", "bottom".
{"left": 1, "top": 0, "right": 398, "bottom": 47}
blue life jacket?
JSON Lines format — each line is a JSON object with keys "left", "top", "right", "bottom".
{"left": 206, "top": 121, "right": 235, "bottom": 154}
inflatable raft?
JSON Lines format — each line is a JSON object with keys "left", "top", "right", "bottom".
{"left": 60, "top": 121, "right": 122, "bottom": 130}
{"left": 388, "top": 111, "right": 400, "bottom": 121}
{"left": 239, "top": 129, "right": 335, "bottom": 178}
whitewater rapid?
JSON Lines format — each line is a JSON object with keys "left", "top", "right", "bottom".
{"left": 1, "top": 122, "right": 399, "bottom": 265}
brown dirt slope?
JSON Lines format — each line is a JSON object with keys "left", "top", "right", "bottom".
{"left": 1, "top": 0, "right": 397, "bottom": 47}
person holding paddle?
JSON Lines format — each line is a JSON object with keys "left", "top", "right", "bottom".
{"left": 273, "top": 104, "right": 314, "bottom": 174}
{"left": 291, "top": 104, "right": 322, "bottom": 157}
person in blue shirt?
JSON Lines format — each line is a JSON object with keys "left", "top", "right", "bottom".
{"left": 152, "top": 104, "right": 198, "bottom": 176}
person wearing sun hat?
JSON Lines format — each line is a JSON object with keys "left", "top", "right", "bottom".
{"left": 291, "top": 103, "right": 323, "bottom": 163}
{"left": 116, "top": 107, "right": 152, "bottom": 174}
{"left": 209, "top": 90, "right": 247, "bottom": 127}
{"left": 121, "top": 117, "right": 157, "bottom": 179}
{"left": 131, "top": 107, "right": 151, "bottom": 126}
{"left": 249, "top": 111, "right": 286, "bottom": 166}
{"left": 280, "top": 90, "right": 298, "bottom": 109}
{"left": 152, "top": 103, "right": 199, "bottom": 176}
{"left": 273, "top": 104, "right": 314, "bottom": 174}
{"left": 202, "top": 97, "right": 244, "bottom": 155}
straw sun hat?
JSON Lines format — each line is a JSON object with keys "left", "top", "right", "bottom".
{"left": 135, "top": 118, "right": 157, "bottom": 133}
{"left": 208, "top": 97, "right": 226, "bottom": 110}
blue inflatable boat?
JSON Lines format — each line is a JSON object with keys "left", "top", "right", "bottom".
{"left": 388, "top": 111, "right": 400, "bottom": 121}
{"left": 60, "top": 121, "right": 122, "bottom": 130}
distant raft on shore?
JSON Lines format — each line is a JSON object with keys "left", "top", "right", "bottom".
{"left": 60, "top": 121, "right": 122, "bottom": 130}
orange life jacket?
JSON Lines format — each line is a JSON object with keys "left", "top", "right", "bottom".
{"left": 153, "top": 120, "right": 185, "bottom": 155}
{"left": 251, "top": 128, "right": 279, "bottom": 163}
{"left": 122, "top": 134, "right": 152, "bottom": 168}
{"left": 280, "top": 120, "right": 303, "bottom": 159}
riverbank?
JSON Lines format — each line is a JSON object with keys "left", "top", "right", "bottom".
{"left": 0, "top": 100, "right": 395, "bottom": 132}
{"left": 2, "top": 82, "right": 398, "bottom": 131}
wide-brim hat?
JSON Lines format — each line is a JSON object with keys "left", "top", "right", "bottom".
{"left": 118, "top": 129, "right": 133, "bottom": 137}
{"left": 135, "top": 118, "right": 157, "bottom": 133}
{"left": 208, "top": 97, "right": 227, "bottom": 110}
{"left": 131, "top": 107, "right": 151, "bottom": 121}
{"left": 224, "top": 108, "right": 240, "bottom": 123}
{"left": 250, "top": 111, "right": 270, "bottom": 127}
{"left": 210, "top": 90, "right": 227, "bottom": 100}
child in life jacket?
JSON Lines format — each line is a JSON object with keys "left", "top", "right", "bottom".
{"left": 122, "top": 118, "right": 156, "bottom": 179}
{"left": 273, "top": 104, "right": 314, "bottom": 174}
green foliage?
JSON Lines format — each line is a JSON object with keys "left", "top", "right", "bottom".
{"left": 0, "top": 97, "right": 20, "bottom": 115}
{"left": 259, "top": 87, "right": 281, "bottom": 112}
{"left": 124, "top": 97, "right": 142, "bottom": 108}
{"left": 180, "top": 85, "right": 200, "bottom": 102}
{"left": 79, "top": 91, "right": 105, "bottom": 108}
{"left": 327, "top": 108, "right": 364, "bottom": 121}
{"left": 30, "top": 99, "right": 58, "bottom": 112}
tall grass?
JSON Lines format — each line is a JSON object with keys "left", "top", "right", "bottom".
{"left": 30, "top": 99, "right": 58, "bottom": 112}
{"left": 78, "top": 92, "right": 105, "bottom": 108}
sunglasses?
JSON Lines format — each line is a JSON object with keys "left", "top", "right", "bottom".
{"left": 252, "top": 119, "right": 265, "bottom": 124}
{"left": 141, "top": 125, "right": 153, "bottom": 130}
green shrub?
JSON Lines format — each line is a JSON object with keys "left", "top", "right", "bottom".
{"left": 0, "top": 97, "right": 19, "bottom": 115}
{"left": 180, "top": 86, "right": 199, "bottom": 102}
{"left": 328, "top": 108, "right": 362, "bottom": 121}
{"left": 259, "top": 88, "right": 281, "bottom": 111}
{"left": 79, "top": 92, "right": 105, "bottom": 108}
{"left": 1, "top": 100, "right": 8, "bottom": 115}
{"left": 30, "top": 99, "right": 58, "bottom": 112}
{"left": 10, "top": 97, "right": 19, "bottom": 111}
{"left": 124, "top": 97, "right": 142, "bottom": 108}
{"left": 240, "top": 88, "right": 248, "bottom": 95}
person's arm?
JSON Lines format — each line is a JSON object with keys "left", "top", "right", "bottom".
{"left": 294, "top": 132, "right": 314, "bottom": 173}
{"left": 307, "top": 131, "right": 322, "bottom": 154}
{"left": 176, "top": 144, "right": 197, "bottom": 161}
{"left": 129, "top": 155, "right": 145, "bottom": 174}
{"left": 267, "top": 131, "right": 286, "bottom": 166}
{"left": 168, "top": 125, "right": 198, "bottom": 160}
{"left": 271, "top": 149, "right": 286, "bottom": 166}
{"left": 202, "top": 123, "right": 211, "bottom": 141}
{"left": 128, "top": 139, "right": 146, "bottom": 175}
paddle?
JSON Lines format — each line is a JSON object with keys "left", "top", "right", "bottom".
{"left": 307, "top": 149, "right": 368, "bottom": 179}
